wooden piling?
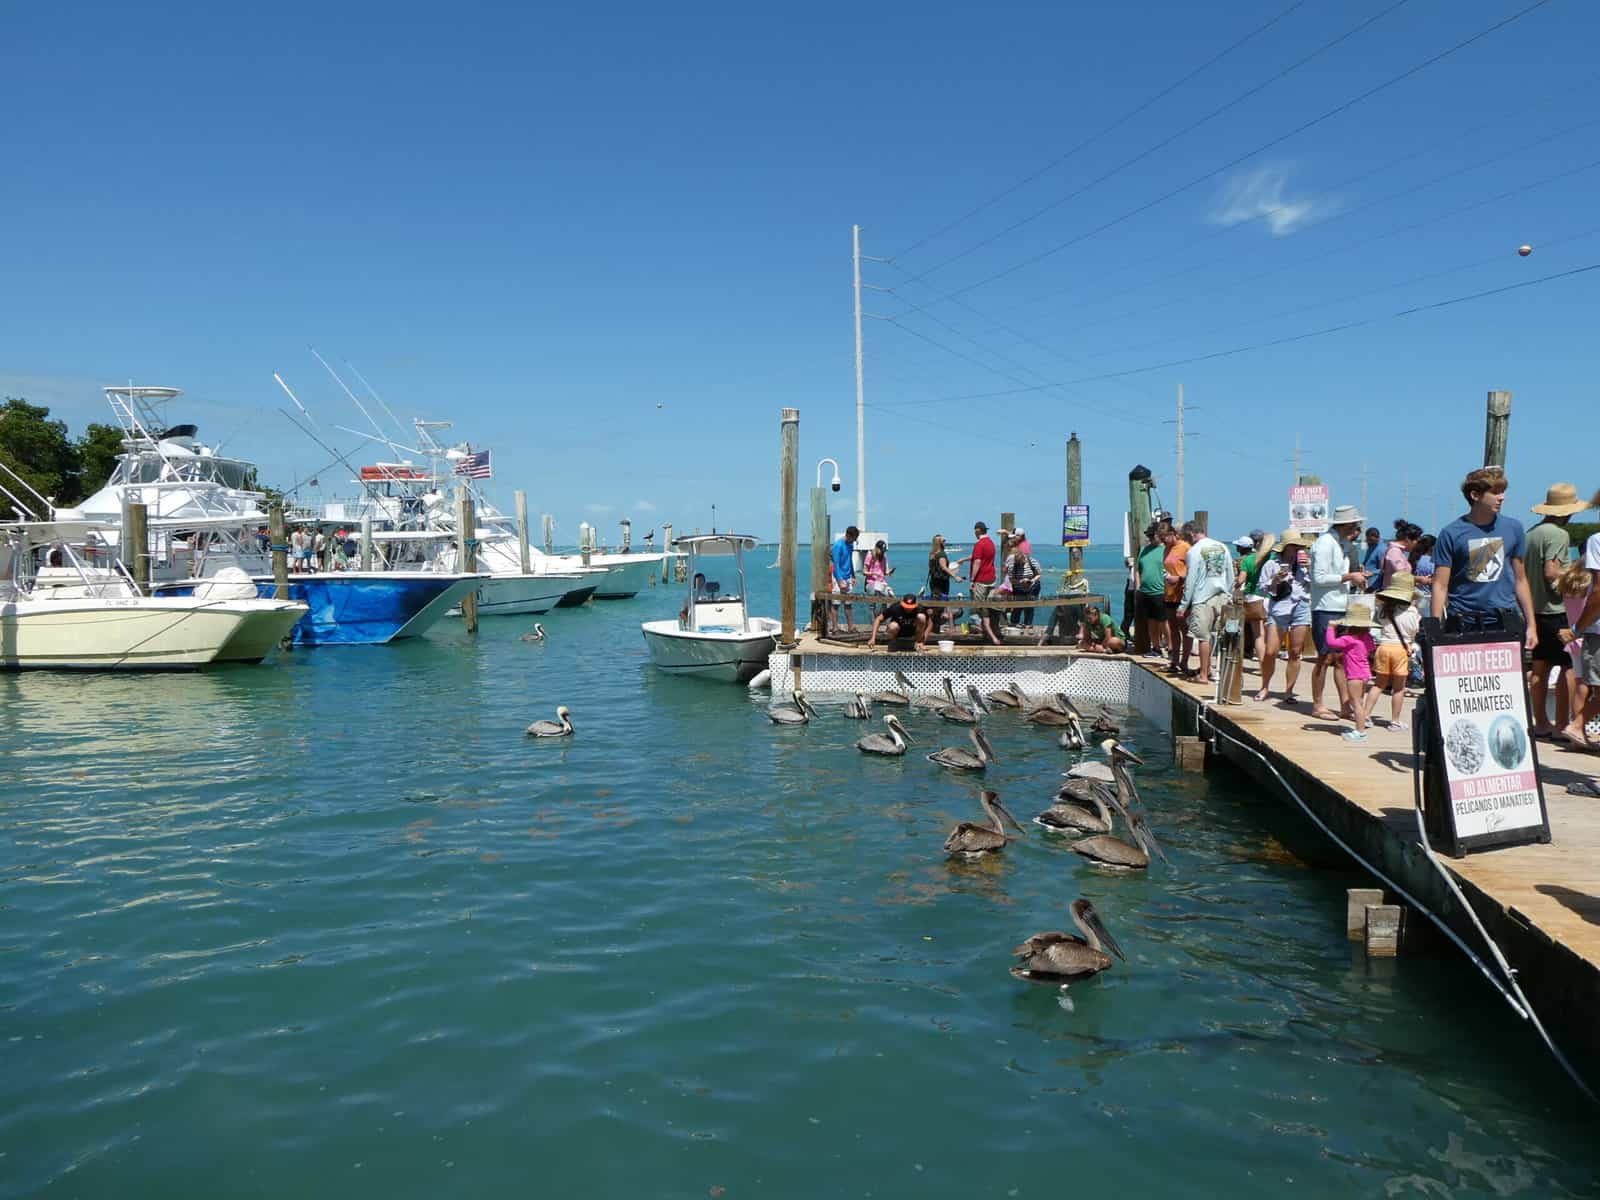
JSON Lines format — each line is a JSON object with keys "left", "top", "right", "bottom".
{"left": 1174, "top": 735, "right": 1206, "bottom": 772}
{"left": 810, "top": 488, "right": 829, "bottom": 635}
{"left": 1193, "top": 509, "right": 1208, "bottom": 536}
{"left": 122, "top": 500, "right": 149, "bottom": 594}
{"left": 779, "top": 407, "right": 798, "bottom": 645}
{"left": 456, "top": 485, "right": 479, "bottom": 634}
{"left": 1365, "top": 904, "right": 1403, "bottom": 957}
{"left": 661, "top": 522, "right": 674, "bottom": 583}
{"left": 269, "top": 500, "right": 290, "bottom": 601}
{"left": 1066, "top": 433, "right": 1083, "bottom": 578}
{"left": 359, "top": 515, "right": 373, "bottom": 572}
{"left": 1346, "top": 888, "right": 1385, "bottom": 940}
{"left": 1484, "top": 390, "right": 1511, "bottom": 467}
{"left": 514, "top": 489, "right": 531, "bottom": 575}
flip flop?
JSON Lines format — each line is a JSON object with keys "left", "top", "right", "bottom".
{"left": 1567, "top": 779, "right": 1600, "bottom": 798}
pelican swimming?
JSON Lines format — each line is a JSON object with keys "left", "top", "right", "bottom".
{"left": 1071, "top": 811, "right": 1167, "bottom": 869}
{"left": 986, "top": 681, "right": 1026, "bottom": 708}
{"left": 768, "top": 691, "right": 818, "bottom": 725}
{"left": 843, "top": 692, "right": 872, "bottom": 719}
{"left": 857, "top": 714, "right": 913, "bottom": 756}
{"left": 1010, "top": 899, "right": 1126, "bottom": 985}
{"left": 520, "top": 623, "right": 547, "bottom": 642}
{"left": 867, "top": 671, "right": 910, "bottom": 706}
{"left": 1091, "top": 709, "right": 1121, "bottom": 738}
{"left": 1100, "top": 738, "right": 1145, "bottom": 767}
{"left": 1057, "top": 711, "right": 1086, "bottom": 751}
{"left": 911, "top": 674, "right": 959, "bottom": 712}
{"left": 1035, "top": 780, "right": 1121, "bottom": 835}
{"left": 939, "top": 684, "right": 991, "bottom": 725}
{"left": 1026, "top": 694, "right": 1076, "bottom": 727}
{"left": 525, "top": 705, "right": 573, "bottom": 738}
{"left": 943, "top": 789, "right": 1024, "bottom": 856}
{"left": 928, "top": 727, "right": 998, "bottom": 772}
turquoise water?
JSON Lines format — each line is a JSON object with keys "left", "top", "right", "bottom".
{"left": 2, "top": 546, "right": 1595, "bottom": 1197}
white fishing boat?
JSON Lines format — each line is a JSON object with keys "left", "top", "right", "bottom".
{"left": 641, "top": 534, "right": 780, "bottom": 683}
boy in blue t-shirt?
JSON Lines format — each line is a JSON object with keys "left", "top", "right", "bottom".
{"left": 1431, "top": 466, "right": 1537, "bottom": 650}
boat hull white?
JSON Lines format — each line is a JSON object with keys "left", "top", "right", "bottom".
{"left": 641, "top": 617, "right": 780, "bottom": 683}
{"left": 450, "top": 573, "right": 595, "bottom": 617}
{"left": 0, "top": 597, "right": 299, "bottom": 671}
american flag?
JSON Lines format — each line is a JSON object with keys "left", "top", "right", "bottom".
{"left": 453, "top": 449, "right": 492, "bottom": 479}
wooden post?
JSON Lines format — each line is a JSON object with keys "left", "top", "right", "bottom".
{"left": 661, "top": 522, "right": 674, "bottom": 582}
{"left": 456, "top": 485, "right": 478, "bottom": 634}
{"left": 1365, "top": 904, "right": 1403, "bottom": 957}
{"left": 268, "top": 500, "right": 289, "bottom": 601}
{"left": 1193, "top": 509, "right": 1208, "bottom": 536}
{"left": 514, "top": 489, "right": 531, "bottom": 575}
{"left": 1346, "top": 888, "right": 1385, "bottom": 940}
{"left": 359, "top": 515, "right": 373, "bottom": 572}
{"left": 779, "top": 407, "right": 799, "bottom": 645}
{"left": 1066, "top": 432, "right": 1083, "bottom": 578}
{"left": 121, "top": 500, "right": 149, "bottom": 594}
{"left": 810, "top": 488, "right": 829, "bottom": 635}
{"left": 1484, "top": 390, "right": 1511, "bottom": 467}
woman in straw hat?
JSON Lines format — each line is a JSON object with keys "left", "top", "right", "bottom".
{"left": 1366, "top": 572, "right": 1422, "bottom": 732}
{"left": 1253, "top": 530, "right": 1311, "bottom": 702}
{"left": 1324, "top": 598, "right": 1379, "bottom": 741}
{"left": 1526, "top": 482, "right": 1591, "bottom": 737}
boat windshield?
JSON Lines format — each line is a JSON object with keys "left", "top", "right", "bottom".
{"left": 112, "top": 452, "right": 257, "bottom": 491}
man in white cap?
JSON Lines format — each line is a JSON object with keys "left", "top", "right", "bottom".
{"left": 1176, "top": 524, "right": 1234, "bottom": 686}
{"left": 1526, "top": 482, "right": 1590, "bottom": 736}
{"left": 1309, "top": 504, "right": 1368, "bottom": 720}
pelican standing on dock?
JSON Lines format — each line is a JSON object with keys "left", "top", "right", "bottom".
{"left": 768, "top": 691, "right": 818, "bottom": 725}
{"left": 526, "top": 706, "right": 574, "bottom": 738}
{"left": 929, "top": 728, "right": 998, "bottom": 772}
{"left": 1011, "top": 899, "right": 1126, "bottom": 985}
{"left": 843, "top": 692, "right": 872, "bottom": 719}
{"left": 857, "top": 714, "right": 913, "bottom": 756}
{"left": 939, "top": 684, "right": 991, "bottom": 725}
{"left": 943, "top": 789, "right": 1024, "bottom": 856}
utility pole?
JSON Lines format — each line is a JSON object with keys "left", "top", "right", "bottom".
{"left": 1292, "top": 432, "right": 1301, "bottom": 488}
{"left": 1175, "top": 383, "right": 1185, "bottom": 523}
{"left": 1484, "top": 390, "right": 1512, "bottom": 467}
{"left": 1402, "top": 475, "right": 1410, "bottom": 521}
{"left": 852, "top": 223, "right": 867, "bottom": 532}
{"left": 1360, "top": 462, "right": 1369, "bottom": 520}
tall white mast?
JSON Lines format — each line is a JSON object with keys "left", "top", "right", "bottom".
{"left": 853, "top": 223, "right": 866, "bottom": 532}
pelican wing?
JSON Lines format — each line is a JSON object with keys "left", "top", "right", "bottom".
{"left": 1070, "top": 834, "right": 1148, "bottom": 868}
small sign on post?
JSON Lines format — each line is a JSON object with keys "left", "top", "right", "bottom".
{"left": 1289, "top": 484, "right": 1329, "bottom": 535}
{"left": 1061, "top": 504, "right": 1091, "bottom": 548}
{"left": 1420, "top": 621, "right": 1551, "bottom": 857}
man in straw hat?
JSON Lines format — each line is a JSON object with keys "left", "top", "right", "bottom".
{"left": 1309, "top": 504, "right": 1369, "bottom": 721}
{"left": 1526, "top": 482, "right": 1591, "bottom": 737}
{"left": 1431, "top": 467, "right": 1537, "bottom": 653}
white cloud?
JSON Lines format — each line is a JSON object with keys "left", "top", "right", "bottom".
{"left": 1208, "top": 165, "right": 1330, "bottom": 237}
{"left": 584, "top": 502, "right": 614, "bottom": 514}
{"left": 633, "top": 499, "right": 657, "bottom": 512}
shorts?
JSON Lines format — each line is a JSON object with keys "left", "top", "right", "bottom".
{"left": 1270, "top": 599, "right": 1310, "bottom": 630}
{"left": 1186, "top": 593, "right": 1228, "bottom": 639}
{"left": 1135, "top": 591, "right": 1167, "bottom": 622}
{"left": 1584, "top": 634, "right": 1600, "bottom": 687}
{"left": 1532, "top": 613, "right": 1571, "bottom": 666}
{"left": 831, "top": 576, "right": 854, "bottom": 596}
{"left": 1312, "top": 609, "right": 1340, "bottom": 656}
{"left": 971, "top": 581, "right": 994, "bottom": 601}
{"left": 1373, "top": 642, "right": 1410, "bottom": 678}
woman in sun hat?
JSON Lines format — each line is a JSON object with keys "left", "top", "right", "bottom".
{"left": 1254, "top": 529, "right": 1311, "bottom": 702}
{"left": 1526, "top": 482, "right": 1591, "bottom": 736}
{"left": 1367, "top": 572, "right": 1422, "bottom": 732}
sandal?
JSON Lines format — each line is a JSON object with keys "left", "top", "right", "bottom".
{"left": 1567, "top": 778, "right": 1600, "bottom": 798}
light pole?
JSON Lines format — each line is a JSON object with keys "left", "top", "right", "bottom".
{"left": 811, "top": 457, "right": 842, "bottom": 635}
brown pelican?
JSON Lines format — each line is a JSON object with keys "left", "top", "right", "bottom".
{"left": 857, "top": 714, "right": 913, "bottom": 756}
{"left": 1100, "top": 739, "right": 1145, "bottom": 767}
{"left": 1058, "top": 711, "right": 1086, "bottom": 751}
{"left": 929, "top": 727, "right": 998, "bottom": 772}
{"left": 867, "top": 672, "right": 910, "bottom": 706}
{"left": 1010, "top": 899, "right": 1126, "bottom": 985}
{"left": 942, "top": 789, "right": 1024, "bottom": 855}
{"left": 526, "top": 706, "right": 573, "bottom": 738}
{"left": 1025, "top": 693, "right": 1078, "bottom": 727}
{"left": 1091, "top": 709, "right": 1121, "bottom": 738}
{"left": 843, "top": 692, "right": 871, "bottom": 719}
{"left": 1035, "top": 780, "right": 1120, "bottom": 835}
{"left": 1065, "top": 762, "right": 1115, "bottom": 783}
{"left": 986, "top": 681, "right": 1026, "bottom": 708}
{"left": 911, "top": 674, "right": 959, "bottom": 712}
{"left": 939, "top": 684, "right": 991, "bottom": 725}
{"left": 520, "top": 622, "right": 547, "bottom": 642}
{"left": 1071, "top": 811, "right": 1167, "bottom": 869}
{"left": 768, "top": 691, "right": 818, "bottom": 725}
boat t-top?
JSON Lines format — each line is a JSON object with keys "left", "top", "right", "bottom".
{"left": 640, "top": 534, "right": 780, "bottom": 683}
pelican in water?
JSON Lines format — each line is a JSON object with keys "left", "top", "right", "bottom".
{"left": 939, "top": 684, "right": 991, "bottom": 725}
{"left": 943, "top": 789, "right": 1025, "bottom": 856}
{"left": 1025, "top": 693, "right": 1078, "bottom": 727}
{"left": 866, "top": 671, "right": 910, "bottom": 706}
{"left": 1091, "top": 709, "right": 1121, "bottom": 738}
{"left": 911, "top": 674, "right": 959, "bottom": 712}
{"left": 520, "top": 622, "right": 547, "bottom": 642}
{"left": 857, "top": 714, "right": 913, "bottom": 756}
{"left": 1071, "top": 811, "right": 1167, "bottom": 870}
{"left": 526, "top": 706, "right": 573, "bottom": 738}
{"left": 1011, "top": 899, "right": 1126, "bottom": 985}
{"left": 843, "top": 692, "right": 872, "bottom": 719}
{"left": 768, "top": 691, "right": 818, "bottom": 725}
{"left": 1057, "top": 711, "right": 1086, "bottom": 751}
{"left": 986, "top": 681, "right": 1026, "bottom": 708}
{"left": 1065, "top": 762, "right": 1115, "bottom": 783}
{"left": 1034, "top": 780, "right": 1122, "bottom": 835}
{"left": 929, "top": 727, "right": 998, "bottom": 772}
{"left": 1100, "top": 738, "right": 1144, "bottom": 767}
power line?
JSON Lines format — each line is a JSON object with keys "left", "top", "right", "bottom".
{"left": 897, "top": 0, "right": 1411, "bottom": 285}
{"left": 889, "top": 0, "right": 1312, "bottom": 263}
{"left": 888, "top": 0, "right": 1555, "bottom": 319}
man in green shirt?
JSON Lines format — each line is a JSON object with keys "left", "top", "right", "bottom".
{"left": 1526, "top": 482, "right": 1589, "bottom": 735}
{"left": 1134, "top": 525, "right": 1168, "bottom": 656}
{"left": 1078, "top": 602, "right": 1126, "bottom": 654}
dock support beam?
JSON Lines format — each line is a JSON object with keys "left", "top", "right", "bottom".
{"left": 1484, "top": 390, "right": 1511, "bottom": 467}
{"left": 779, "top": 407, "right": 799, "bottom": 646}
{"left": 515, "top": 490, "right": 531, "bottom": 575}
{"left": 456, "top": 485, "right": 478, "bottom": 634}
{"left": 121, "top": 500, "right": 149, "bottom": 594}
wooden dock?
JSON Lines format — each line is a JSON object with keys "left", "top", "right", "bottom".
{"left": 770, "top": 635, "right": 1600, "bottom": 1088}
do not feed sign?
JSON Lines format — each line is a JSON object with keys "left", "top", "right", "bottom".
{"left": 1428, "top": 640, "right": 1542, "bottom": 840}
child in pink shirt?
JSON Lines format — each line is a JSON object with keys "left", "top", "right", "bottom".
{"left": 1324, "top": 610, "right": 1376, "bottom": 742}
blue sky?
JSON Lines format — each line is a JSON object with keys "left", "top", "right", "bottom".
{"left": 3, "top": 0, "right": 1597, "bottom": 546}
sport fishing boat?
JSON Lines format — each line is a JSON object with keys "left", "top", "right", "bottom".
{"left": 0, "top": 528, "right": 305, "bottom": 669}
{"left": 641, "top": 534, "right": 780, "bottom": 682}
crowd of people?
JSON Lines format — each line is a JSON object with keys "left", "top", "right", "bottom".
{"left": 287, "top": 525, "right": 363, "bottom": 573}
{"left": 1128, "top": 468, "right": 1600, "bottom": 749}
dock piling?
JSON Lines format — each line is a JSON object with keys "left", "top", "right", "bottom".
{"left": 359, "top": 515, "right": 373, "bottom": 572}
{"left": 1484, "top": 390, "right": 1512, "bottom": 467}
{"left": 809, "top": 487, "right": 829, "bottom": 635}
{"left": 1346, "top": 888, "right": 1385, "bottom": 940}
{"left": 456, "top": 485, "right": 478, "bottom": 634}
{"left": 515, "top": 490, "right": 531, "bottom": 575}
{"left": 779, "top": 408, "right": 798, "bottom": 646}
{"left": 121, "top": 501, "right": 149, "bottom": 594}
{"left": 269, "top": 500, "right": 289, "bottom": 601}
{"left": 1066, "top": 433, "right": 1083, "bottom": 580}
{"left": 1364, "top": 905, "right": 1403, "bottom": 958}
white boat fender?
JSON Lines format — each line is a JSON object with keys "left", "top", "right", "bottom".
{"left": 748, "top": 668, "right": 772, "bottom": 691}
